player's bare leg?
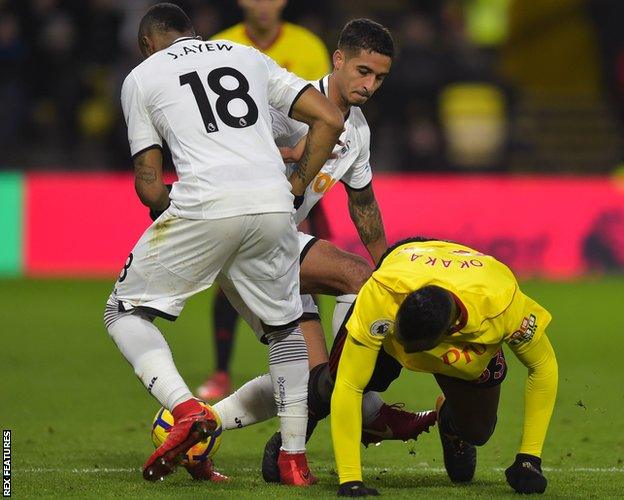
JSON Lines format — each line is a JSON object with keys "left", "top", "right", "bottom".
{"left": 434, "top": 373, "right": 501, "bottom": 482}
{"left": 299, "top": 239, "right": 371, "bottom": 359}
{"left": 300, "top": 316, "right": 330, "bottom": 369}
{"left": 299, "top": 239, "right": 371, "bottom": 295}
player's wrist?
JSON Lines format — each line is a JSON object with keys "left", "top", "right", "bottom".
{"left": 515, "top": 453, "right": 541, "bottom": 468}
{"left": 149, "top": 184, "right": 172, "bottom": 221}
{"left": 506, "top": 452, "right": 547, "bottom": 493}
{"left": 293, "top": 194, "right": 305, "bottom": 209}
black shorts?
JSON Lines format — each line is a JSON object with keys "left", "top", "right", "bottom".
{"left": 463, "top": 349, "right": 508, "bottom": 388}
{"left": 328, "top": 302, "right": 508, "bottom": 391}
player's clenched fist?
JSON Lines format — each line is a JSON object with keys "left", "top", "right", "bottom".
{"left": 505, "top": 453, "right": 547, "bottom": 494}
{"left": 337, "top": 481, "right": 379, "bottom": 496}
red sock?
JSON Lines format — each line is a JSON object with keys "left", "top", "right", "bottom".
{"left": 172, "top": 398, "right": 203, "bottom": 421}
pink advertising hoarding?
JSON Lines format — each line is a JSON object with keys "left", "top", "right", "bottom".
{"left": 24, "top": 173, "right": 624, "bottom": 278}
{"left": 25, "top": 172, "right": 174, "bottom": 276}
{"left": 322, "top": 175, "right": 624, "bottom": 278}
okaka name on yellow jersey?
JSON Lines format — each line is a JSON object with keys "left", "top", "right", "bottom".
{"left": 346, "top": 240, "right": 552, "bottom": 380}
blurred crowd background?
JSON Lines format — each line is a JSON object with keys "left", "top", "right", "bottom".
{"left": 2, "top": 0, "right": 624, "bottom": 174}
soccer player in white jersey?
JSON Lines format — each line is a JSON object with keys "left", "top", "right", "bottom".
{"left": 102, "top": 3, "right": 343, "bottom": 485}
{"left": 206, "top": 19, "right": 436, "bottom": 484}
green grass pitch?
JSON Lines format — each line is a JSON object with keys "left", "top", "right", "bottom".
{"left": 2, "top": 277, "right": 624, "bottom": 498}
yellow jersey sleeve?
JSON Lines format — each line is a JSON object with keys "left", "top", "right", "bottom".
{"left": 345, "top": 278, "right": 398, "bottom": 351}
{"left": 504, "top": 288, "right": 557, "bottom": 457}
{"left": 331, "top": 334, "right": 379, "bottom": 484}
{"left": 503, "top": 287, "right": 552, "bottom": 352}
{"left": 509, "top": 334, "right": 558, "bottom": 457}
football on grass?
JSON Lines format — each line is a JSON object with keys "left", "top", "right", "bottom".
{"left": 151, "top": 401, "right": 223, "bottom": 466}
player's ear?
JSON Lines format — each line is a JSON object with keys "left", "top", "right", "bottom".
{"left": 333, "top": 49, "right": 344, "bottom": 70}
{"left": 139, "top": 35, "right": 152, "bottom": 58}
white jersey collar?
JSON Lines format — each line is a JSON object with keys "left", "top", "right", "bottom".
{"left": 317, "top": 74, "right": 351, "bottom": 120}
{"left": 170, "top": 36, "right": 199, "bottom": 46}
{"left": 317, "top": 74, "right": 330, "bottom": 96}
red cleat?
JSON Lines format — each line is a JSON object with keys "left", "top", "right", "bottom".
{"left": 277, "top": 451, "right": 318, "bottom": 486}
{"left": 197, "top": 371, "right": 231, "bottom": 402}
{"left": 143, "top": 400, "right": 218, "bottom": 482}
{"left": 361, "top": 403, "right": 437, "bottom": 447}
{"left": 185, "top": 459, "right": 229, "bottom": 482}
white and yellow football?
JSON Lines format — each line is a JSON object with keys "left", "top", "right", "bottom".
{"left": 150, "top": 401, "right": 223, "bottom": 466}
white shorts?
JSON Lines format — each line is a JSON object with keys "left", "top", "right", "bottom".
{"left": 107, "top": 210, "right": 302, "bottom": 337}
{"left": 297, "top": 231, "right": 319, "bottom": 315}
{"left": 224, "top": 231, "right": 320, "bottom": 339}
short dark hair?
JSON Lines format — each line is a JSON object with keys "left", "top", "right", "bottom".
{"left": 338, "top": 18, "right": 394, "bottom": 58}
{"left": 396, "top": 286, "right": 453, "bottom": 350}
{"left": 139, "top": 3, "right": 194, "bottom": 38}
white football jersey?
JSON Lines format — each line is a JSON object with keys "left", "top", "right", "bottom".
{"left": 121, "top": 37, "right": 311, "bottom": 219}
{"left": 271, "top": 74, "right": 373, "bottom": 225}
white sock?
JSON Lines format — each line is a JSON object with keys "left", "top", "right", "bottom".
{"left": 332, "top": 294, "right": 356, "bottom": 339}
{"left": 267, "top": 325, "right": 309, "bottom": 453}
{"left": 107, "top": 312, "right": 192, "bottom": 410}
{"left": 362, "top": 391, "right": 384, "bottom": 427}
{"left": 213, "top": 374, "right": 276, "bottom": 430}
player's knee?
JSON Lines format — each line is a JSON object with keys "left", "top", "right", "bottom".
{"left": 440, "top": 400, "right": 497, "bottom": 446}
{"left": 262, "top": 318, "right": 299, "bottom": 335}
{"left": 458, "top": 415, "right": 497, "bottom": 446}
{"left": 342, "top": 255, "right": 372, "bottom": 293}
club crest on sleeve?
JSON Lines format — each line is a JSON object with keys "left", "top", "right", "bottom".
{"left": 370, "top": 319, "right": 394, "bottom": 337}
{"left": 509, "top": 314, "right": 537, "bottom": 346}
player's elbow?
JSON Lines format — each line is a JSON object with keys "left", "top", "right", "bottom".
{"left": 311, "top": 100, "right": 343, "bottom": 135}
{"left": 323, "top": 105, "right": 344, "bottom": 134}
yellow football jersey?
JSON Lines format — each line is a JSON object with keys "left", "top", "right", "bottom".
{"left": 346, "top": 240, "right": 552, "bottom": 381}
{"left": 212, "top": 22, "right": 330, "bottom": 80}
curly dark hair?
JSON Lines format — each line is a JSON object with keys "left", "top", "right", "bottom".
{"left": 139, "top": 3, "right": 194, "bottom": 39}
{"left": 337, "top": 18, "right": 394, "bottom": 58}
{"left": 396, "top": 285, "right": 453, "bottom": 350}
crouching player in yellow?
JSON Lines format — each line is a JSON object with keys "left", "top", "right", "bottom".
{"left": 330, "top": 237, "right": 558, "bottom": 496}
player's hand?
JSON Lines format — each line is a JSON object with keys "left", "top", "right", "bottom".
{"left": 279, "top": 145, "right": 304, "bottom": 163}
{"left": 337, "top": 481, "right": 379, "bottom": 496}
{"left": 505, "top": 453, "right": 547, "bottom": 494}
{"left": 149, "top": 184, "right": 172, "bottom": 221}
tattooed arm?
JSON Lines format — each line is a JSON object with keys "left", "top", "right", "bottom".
{"left": 288, "top": 87, "right": 343, "bottom": 195}
{"left": 133, "top": 147, "right": 169, "bottom": 210}
{"left": 346, "top": 183, "right": 387, "bottom": 265}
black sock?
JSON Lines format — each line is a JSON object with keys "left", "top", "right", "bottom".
{"left": 307, "top": 362, "right": 334, "bottom": 420}
{"left": 214, "top": 288, "right": 239, "bottom": 372}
